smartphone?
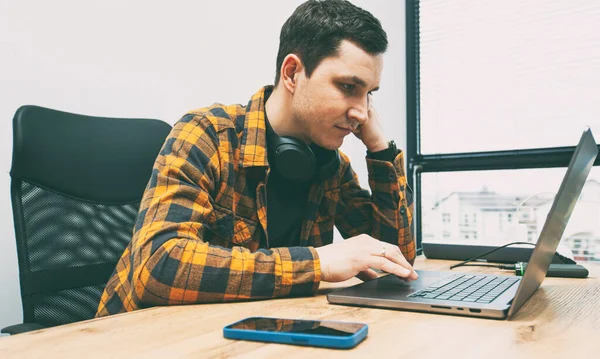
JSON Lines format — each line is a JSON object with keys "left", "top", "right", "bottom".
{"left": 223, "top": 316, "right": 368, "bottom": 349}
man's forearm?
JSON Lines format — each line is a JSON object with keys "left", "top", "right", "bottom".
{"left": 134, "top": 239, "right": 321, "bottom": 305}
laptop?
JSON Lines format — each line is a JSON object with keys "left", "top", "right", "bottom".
{"left": 327, "top": 128, "right": 598, "bottom": 319}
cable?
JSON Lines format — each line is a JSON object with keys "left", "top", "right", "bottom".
{"left": 449, "top": 241, "right": 576, "bottom": 270}
{"left": 448, "top": 240, "right": 577, "bottom": 270}
{"left": 450, "top": 241, "right": 576, "bottom": 269}
{"left": 456, "top": 260, "right": 588, "bottom": 278}
{"left": 449, "top": 241, "right": 533, "bottom": 269}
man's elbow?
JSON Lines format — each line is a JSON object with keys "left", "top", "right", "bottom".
{"left": 132, "top": 249, "right": 184, "bottom": 307}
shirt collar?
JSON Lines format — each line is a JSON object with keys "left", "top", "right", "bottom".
{"left": 239, "top": 85, "right": 272, "bottom": 168}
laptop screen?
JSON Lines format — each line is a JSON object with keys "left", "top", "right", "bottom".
{"left": 508, "top": 128, "right": 598, "bottom": 317}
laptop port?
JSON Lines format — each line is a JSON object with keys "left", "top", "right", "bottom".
{"left": 431, "top": 305, "right": 451, "bottom": 310}
{"left": 469, "top": 309, "right": 482, "bottom": 313}
{"left": 457, "top": 308, "right": 464, "bottom": 311}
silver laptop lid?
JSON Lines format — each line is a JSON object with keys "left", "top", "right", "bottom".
{"left": 507, "top": 128, "right": 598, "bottom": 317}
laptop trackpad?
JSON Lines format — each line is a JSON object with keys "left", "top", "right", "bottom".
{"left": 334, "top": 270, "right": 451, "bottom": 299}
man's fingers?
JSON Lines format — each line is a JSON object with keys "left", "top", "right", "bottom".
{"left": 367, "top": 256, "right": 414, "bottom": 279}
{"left": 372, "top": 242, "right": 417, "bottom": 280}
{"left": 356, "top": 269, "right": 378, "bottom": 282}
{"left": 383, "top": 244, "right": 418, "bottom": 280}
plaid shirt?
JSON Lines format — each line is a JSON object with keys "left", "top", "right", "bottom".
{"left": 96, "top": 86, "right": 415, "bottom": 317}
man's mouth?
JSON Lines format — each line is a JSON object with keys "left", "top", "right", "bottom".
{"left": 335, "top": 126, "right": 352, "bottom": 135}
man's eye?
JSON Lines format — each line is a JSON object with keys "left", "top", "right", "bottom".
{"left": 340, "top": 83, "right": 356, "bottom": 93}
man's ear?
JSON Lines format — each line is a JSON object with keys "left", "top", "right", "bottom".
{"left": 280, "top": 54, "right": 303, "bottom": 94}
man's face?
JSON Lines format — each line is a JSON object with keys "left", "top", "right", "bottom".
{"left": 291, "top": 39, "right": 383, "bottom": 150}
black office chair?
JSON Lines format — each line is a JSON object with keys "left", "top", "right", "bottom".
{"left": 2, "top": 105, "right": 171, "bottom": 335}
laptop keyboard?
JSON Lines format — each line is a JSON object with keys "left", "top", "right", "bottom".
{"left": 408, "top": 274, "right": 520, "bottom": 304}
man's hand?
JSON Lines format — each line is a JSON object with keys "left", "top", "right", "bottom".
{"left": 352, "top": 94, "right": 388, "bottom": 153}
{"left": 315, "top": 234, "right": 418, "bottom": 283}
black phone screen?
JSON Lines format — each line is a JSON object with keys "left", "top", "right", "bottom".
{"left": 226, "top": 317, "right": 366, "bottom": 337}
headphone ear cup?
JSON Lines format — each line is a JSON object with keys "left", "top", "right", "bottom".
{"left": 270, "top": 138, "right": 316, "bottom": 182}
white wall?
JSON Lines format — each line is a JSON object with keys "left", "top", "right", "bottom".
{"left": 0, "top": 0, "right": 406, "bottom": 329}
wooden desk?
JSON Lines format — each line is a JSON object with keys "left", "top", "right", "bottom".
{"left": 1, "top": 258, "right": 599, "bottom": 358}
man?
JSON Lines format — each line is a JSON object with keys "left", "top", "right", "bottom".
{"left": 96, "top": 0, "right": 416, "bottom": 317}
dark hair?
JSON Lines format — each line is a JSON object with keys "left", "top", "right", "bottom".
{"left": 274, "top": 0, "right": 388, "bottom": 86}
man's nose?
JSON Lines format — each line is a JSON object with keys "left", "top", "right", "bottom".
{"left": 347, "top": 95, "right": 370, "bottom": 127}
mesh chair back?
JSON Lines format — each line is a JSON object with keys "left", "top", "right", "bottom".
{"left": 10, "top": 105, "right": 171, "bottom": 327}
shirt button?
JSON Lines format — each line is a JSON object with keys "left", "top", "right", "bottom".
{"left": 388, "top": 173, "right": 396, "bottom": 180}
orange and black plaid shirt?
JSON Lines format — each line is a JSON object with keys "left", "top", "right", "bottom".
{"left": 96, "top": 86, "right": 415, "bottom": 317}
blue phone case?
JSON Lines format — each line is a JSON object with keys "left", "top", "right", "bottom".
{"left": 223, "top": 317, "right": 368, "bottom": 349}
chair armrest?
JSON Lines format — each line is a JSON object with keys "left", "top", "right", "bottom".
{"left": 1, "top": 323, "right": 45, "bottom": 335}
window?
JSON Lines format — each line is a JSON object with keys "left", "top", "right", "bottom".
{"left": 406, "top": 0, "right": 600, "bottom": 261}
{"left": 417, "top": 0, "right": 600, "bottom": 154}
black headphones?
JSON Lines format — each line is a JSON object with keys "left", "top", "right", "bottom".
{"left": 266, "top": 120, "right": 340, "bottom": 183}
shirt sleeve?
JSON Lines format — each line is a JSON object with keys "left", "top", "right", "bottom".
{"left": 104, "top": 114, "right": 321, "bottom": 311}
{"left": 334, "top": 150, "right": 416, "bottom": 265}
